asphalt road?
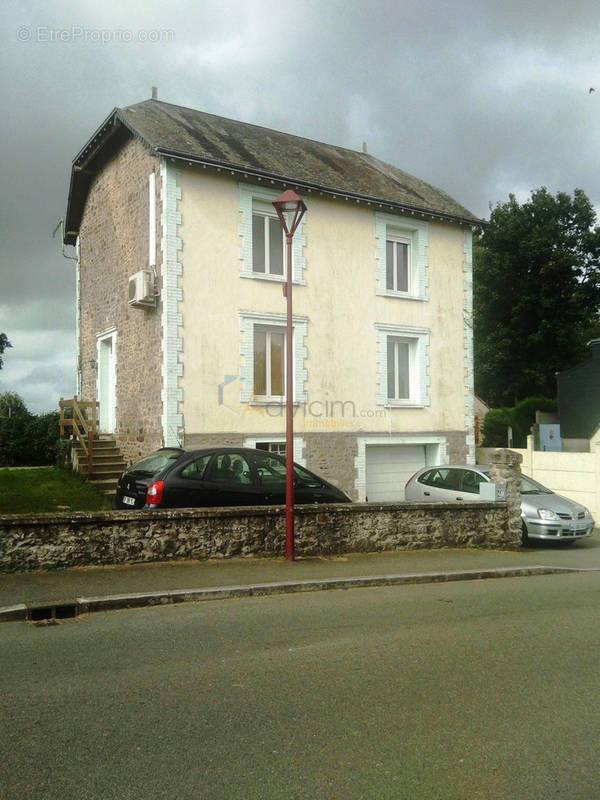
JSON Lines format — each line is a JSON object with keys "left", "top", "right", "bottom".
{"left": 3, "top": 572, "right": 600, "bottom": 800}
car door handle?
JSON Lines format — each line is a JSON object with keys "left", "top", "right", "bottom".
{"left": 424, "top": 491, "right": 431, "bottom": 496}
{"left": 456, "top": 496, "right": 464, "bottom": 501}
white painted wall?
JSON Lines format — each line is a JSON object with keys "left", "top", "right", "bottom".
{"left": 175, "top": 168, "right": 472, "bottom": 439}
{"left": 478, "top": 434, "right": 600, "bottom": 522}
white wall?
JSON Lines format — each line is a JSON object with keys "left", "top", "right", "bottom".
{"left": 175, "top": 168, "right": 472, "bottom": 438}
{"left": 478, "top": 434, "right": 600, "bottom": 521}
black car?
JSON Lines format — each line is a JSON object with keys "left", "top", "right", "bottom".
{"left": 114, "top": 447, "right": 351, "bottom": 509}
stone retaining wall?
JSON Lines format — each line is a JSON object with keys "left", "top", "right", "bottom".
{"left": 0, "top": 501, "right": 518, "bottom": 572}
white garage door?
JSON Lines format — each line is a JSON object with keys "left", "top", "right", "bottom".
{"left": 365, "top": 445, "right": 426, "bottom": 502}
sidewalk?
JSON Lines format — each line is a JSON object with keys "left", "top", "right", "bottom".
{"left": 2, "top": 538, "right": 599, "bottom": 622}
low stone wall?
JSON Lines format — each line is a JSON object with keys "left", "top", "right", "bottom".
{"left": 0, "top": 501, "right": 518, "bottom": 572}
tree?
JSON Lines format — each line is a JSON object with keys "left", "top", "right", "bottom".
{"left": 473, "top": 188, "right": 600, "bottom": 406}
{"left": 0, "top": 393, "right": 61, "bottom": 466}
{"left": 0, "top": 391, "right": 29, "bottom": 418}
{"left": 0, "top": 332, "right": 11, "bottom": 369}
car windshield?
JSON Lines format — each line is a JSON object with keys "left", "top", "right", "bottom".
{"left": 126, "top": 449, "right": 183, "bottom": 476}
{"left": 520, "top": 474, "right": 553, "bottom": 495}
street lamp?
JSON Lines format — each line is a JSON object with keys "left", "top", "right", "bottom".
{"left": 272, "top": 189, "right": 307, "bottom": 561}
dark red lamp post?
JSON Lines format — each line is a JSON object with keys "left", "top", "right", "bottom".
{"left": 272, "top": 189, "right": 307, "bottom": 561}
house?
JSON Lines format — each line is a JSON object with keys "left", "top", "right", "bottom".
{"left": 556, "top": 339, "right": 600, "bottom": 452}
{"left": 64, "top": 95, "right": 481, "bottom": 501}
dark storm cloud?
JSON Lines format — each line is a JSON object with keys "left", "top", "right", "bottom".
{"left": 1, "top": 0, "right": 600, "bottom": 411}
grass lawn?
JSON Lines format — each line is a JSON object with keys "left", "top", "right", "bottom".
{"left": 0, "top": 467, "right": 112, "bottom": 514}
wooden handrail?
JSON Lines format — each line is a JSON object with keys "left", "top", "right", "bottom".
{"left": 59, "top": 397, "right": 99, "bottom": 475}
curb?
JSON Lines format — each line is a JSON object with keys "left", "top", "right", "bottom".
{"left": 0, "top": 565, "right": 587, "bottom": 623}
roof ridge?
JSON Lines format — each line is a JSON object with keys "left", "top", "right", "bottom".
{"left": 124, "top": 98, "right": 371, "bottom": 160}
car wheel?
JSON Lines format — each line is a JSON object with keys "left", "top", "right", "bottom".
{"left": 521, "top": 522, "right": 530, "bottom": 547}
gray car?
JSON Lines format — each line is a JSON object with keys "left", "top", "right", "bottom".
{"left": 404, "top": 465, "right": 595, "bottom": 545}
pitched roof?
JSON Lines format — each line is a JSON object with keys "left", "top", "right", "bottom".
{"left": 64, "top": 98, "right": 480, "bottom": 244}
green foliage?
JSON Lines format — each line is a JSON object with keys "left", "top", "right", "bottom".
{"left": 511, "top": 397, "right": 557, "bottom": 446}
{"left": 481, "top": 397, "right": 557, "bottom": 448}
{"left": 0, "top": 332, "right": 11, "bottom": 369}
{"left": 481, "top": 408, "right": 513, "bottom": 447}
{"left": 0, "top": 392, "right": 29, "bottom": 418}
{"left": 0, "top": 393, "right": 62, "bottom": 466}
{"left": 474, "top": 188, "right": 600, "bottom": 406}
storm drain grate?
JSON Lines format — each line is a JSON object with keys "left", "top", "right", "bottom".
{"left": 27, "top": 602, "right": 78, "bottom": 622}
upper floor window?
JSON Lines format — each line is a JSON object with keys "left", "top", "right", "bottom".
{"left": 386, "top": 234, "right": 411, "bottom": 293}
{"left": 252, "top": 202, "right": 284, "bottom": 277}
{"left": 254, "top": 325, "right": 286, "bottom": 399}
{"left": 239, "top": 311, "right": 308, "bottom": 406}
{"left": 387, "top": 336, "right": 411, "bottom": 400}
{"left": 375, "top": 323, "right": 430, "bottom": 408}
{"left": 375, "top": 212, "right": 428, "bottom": 300}
{"left": 239, "top": 183, "right": 306, "bottom": 284}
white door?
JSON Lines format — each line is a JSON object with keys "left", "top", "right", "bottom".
{"left": 97, "top": 331, "right": 116, "bottom": 433}
{"left": 365, "top": 445, "right": 426, "bottom": 502}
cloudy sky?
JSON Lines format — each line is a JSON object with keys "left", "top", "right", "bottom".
{"left": 1, "top": 0, "right": 599, "bottom": 412}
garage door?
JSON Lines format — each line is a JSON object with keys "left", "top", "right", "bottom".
{"left": 365, "top": 445, "right": 426, "bottom": 502}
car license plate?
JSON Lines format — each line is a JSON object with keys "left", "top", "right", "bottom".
{"left": 123, "top": 496, "right": 136, "bottom": 506}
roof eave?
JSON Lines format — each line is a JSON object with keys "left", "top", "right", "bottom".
{"left": 64, "top": 109, "right": 159, "bottom": 245}
{"left": 156, "top": 146, "right": 484, "bottom": 228}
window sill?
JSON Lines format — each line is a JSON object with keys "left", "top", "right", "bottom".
{"left": 383, "top": 400, "right": 426, "bottom": 409}
{"left": 247, "top": 398, "right": 302, "bottom": 407}
{"left": 240, "top": 272, "right": 306, "bottom": 286}
{"left": 376, "top": 290, "right": 427, "bottom": 301}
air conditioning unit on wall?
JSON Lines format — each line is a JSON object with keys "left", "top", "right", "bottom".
{"left": 128, "top": 270, "right": 156, "bottom": 308}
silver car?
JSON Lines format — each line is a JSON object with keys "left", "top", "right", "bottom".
{"left": 404, "top": 465, "right": 595, "bottom": 545}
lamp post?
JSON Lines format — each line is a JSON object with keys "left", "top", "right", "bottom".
{"left": 272, "top": 189, "right": 307, "bottom": 561}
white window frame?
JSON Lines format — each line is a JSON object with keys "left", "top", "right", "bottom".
{"left": 252, "top": 201, "right": 286, "bottom": 278}
{"left": 386, "top": 232, "right": 411, "bottom": 293}
{"left": 254, "top": 324, "right": 287, "bottom": 401}
{"left": 375, "top": 212, "right": 428, "bottom": 300}
{"left": 239, "top": 311, "right": 308, "bottom": 406}
{"left": 244, "top": 435, "right": 306, "bottom": 466}
{"left": 375, "top": 324, "right": 430, "bottom": 408}
{"left": 387, "top": 336, "right": 413, "bottom": 401}
{"left": 238, "top": 183, "right": 306, "bottom": 284}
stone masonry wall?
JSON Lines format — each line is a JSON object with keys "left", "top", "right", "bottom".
{"left": 488, "top": 447, "right": 523, "bottom": 547}
{"left": 78, "top": 136, "right": 163, "bottom": 465}
{"left": 0, "top": 501, "right": 516, "bottom": 572}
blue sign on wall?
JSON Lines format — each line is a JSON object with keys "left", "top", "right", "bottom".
{"left": 539, "top": 424, "right": 561, "bottom": 451}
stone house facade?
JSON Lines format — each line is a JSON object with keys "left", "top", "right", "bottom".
{"left": 64, "top": 96, "right": 481, "bottom": 500}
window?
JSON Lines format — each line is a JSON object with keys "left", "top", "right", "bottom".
{"left": 180, "top": 454, "right": 211, "bottom": 481}
{"left": 375, "top": 212, "right": 428, "bottom": 300}
{"left": 238, "top": 184, "right": 306, "bottom": 284}
{"left": 239, "top": 312, "right": 308, "bottom": 405}
{"left": 386, "top": 236, "right": 410, "bottom": 293}
{"left": 254, "top": 325, "right": 286, "bottom": 399}
{"left": 207, "top": 453, "right": 252, "bottom": 485}
{"left": 375, "top": 324, "right": 430, "bottom": 407}
{"left": 253, "top": 451, "right": 287, "bottom": 488}
{"left": 256, "top": 441, "right": 287, "bottom": 456}
{"left": 252, "top": 202, "right": 284, "bottom": 276}
{"left": 387, "top": 337, "right": 411, "bottom": 400}
{"left": 245, "top": 435, "right": 306, "bottom": 465}
{"left": 294, "top": 464, "right": 322, "bottom": 488}
{"left": 459, "top": 469, "right": 488, "bottom": 494}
